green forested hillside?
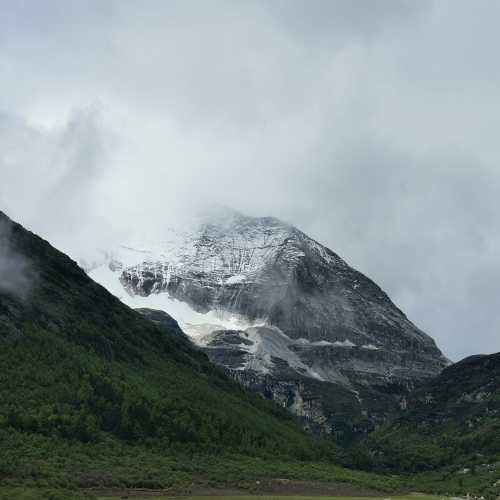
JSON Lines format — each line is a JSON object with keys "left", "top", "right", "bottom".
{"left": 0, "top": 210, "right": 348, "bottom": 495}
{"left": 352, "top": 352, "right": 500, "bottom": 473}
{"left": 0, "top": 210, "right": 330, "bottom": 456}
{"left": 2, "top": 210, "right": 499, "bottom": 499}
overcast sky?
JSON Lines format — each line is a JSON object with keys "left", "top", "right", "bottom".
{"left": 1, "top": 0, "right": 499, "bottom": 360}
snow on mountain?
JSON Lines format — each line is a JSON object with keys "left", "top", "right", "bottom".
{"left": 85, "top": 206, "right": 448, "bottom": 435}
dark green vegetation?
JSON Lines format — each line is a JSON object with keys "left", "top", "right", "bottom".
{"left": 0, "top": 429, "right": 400, "bottom": 497}
{"left": 1, "top": 210, "right": 499, "bottom": 499}
{"left": 352, "top": 353, "right": 500, "bottom": 472}
{"left": 97, "top": 497, "right": 445, "bottom": 500}
{"left": 0, "top": 211, "right": 394, "bottom": 496}
{"left": 344, "top": 353, "right": 500, "bottom": 498}
{"left": 0, "top": 211, "right": 328, "bottom": 454}
{"left": 0, "top": 212, "right": 331, "bottom": 457}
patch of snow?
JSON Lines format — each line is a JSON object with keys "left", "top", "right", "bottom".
{"left": 312, "top": 340, "right": 334, "bottom": 346}
{"left": 333, "top": 339, "right": 357, "bottom": 347}
{"left": 291, "top": 338, "right": 334, "bottom": 347}
{"left": 351, "top": 388, "right": 362, "bottom": 405}
{"left": 88, "top": 262, "right": 259, "bottom": 341}
{"left": 239, "top": 326, "right": 324, "bottom": 380}
{"left": 305, "top": 236, "right": 346, "bottom": 267}
{"left": 226, "top": 274, "right": 247, "bottom": 285}
{"left": 295, "top": 338, "right": 309, "bottom": 345}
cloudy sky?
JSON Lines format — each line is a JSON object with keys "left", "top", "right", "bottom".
{"left": 1, "top": 0, "right": 499, "bottom": 360}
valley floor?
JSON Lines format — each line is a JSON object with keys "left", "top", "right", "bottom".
{"left": 2, "top": 431, "right": 499, "bottom": 499}
{"left": 97, "top": 496, "right": 450, "bottom": 500}
{"left": 0, "top": 490, "right": 450, "bottom": 500}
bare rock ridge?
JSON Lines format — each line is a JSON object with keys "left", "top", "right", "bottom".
{"left": 87, "top": 207, "right": 448, "bottom": 437}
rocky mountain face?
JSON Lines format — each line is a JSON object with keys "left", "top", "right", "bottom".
{"left": 87, "top": 207, "right": 448, "bottom": 438}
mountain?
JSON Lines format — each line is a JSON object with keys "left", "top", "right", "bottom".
{"left": 345, "top": 352, "right": 500, "bottom": 499}
{"left": 0, "top": 210, "right": 345, "bottom": 490}
{"left": 87, "top": 207, "right": 448, "bottom": 438}
{"left": 357, "top": 351, "right": 500, "bottom": 473}
{"left": 2, "top": 209, "right": 496, "bottom": 498}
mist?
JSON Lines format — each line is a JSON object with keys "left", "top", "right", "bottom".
{"left": 1, "top": 0, "right": 500, "bottom": 360}
{"left": 0, "top": 219, "right": 31, "bottom": 300}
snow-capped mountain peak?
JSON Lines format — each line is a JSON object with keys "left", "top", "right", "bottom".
{"left": 85, "top": 207, "right": 447, "bottom": 434}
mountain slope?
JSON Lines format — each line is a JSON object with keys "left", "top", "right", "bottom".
{"left": 0, "top": 210, "right": 329, "bottom": 459}
{"left": 87, "top": 207, "right": 447, "bottom": 436}
{"left": 357, "top": 352, "right": 500, "bottom": 472}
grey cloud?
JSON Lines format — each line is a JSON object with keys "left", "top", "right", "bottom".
{"left": 1, "top": 0, "right": 499, "bottom": 360}
{"left": 0, "top": 109, "right": 111, "bottom": 257}
{"left": 262, "top": 0, "right": 431, "bottom": 41}
{"left": 285, "top": 142, "right": 500, "bottom": 362}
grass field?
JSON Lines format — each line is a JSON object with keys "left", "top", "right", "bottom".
{"left": 98, "top": 496, "right": 449, "bottom": 500}
{"left": 97, "top": 497, "right": 448, "bottom": 500}
{"left": 0, "top": 491, "right": 450, "bottom": 500}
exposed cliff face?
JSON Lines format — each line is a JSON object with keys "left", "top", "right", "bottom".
{"left": 87, "top": 207, "right": 447, "bottom": 437}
